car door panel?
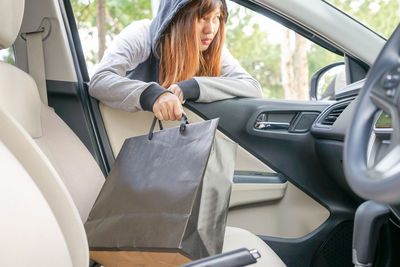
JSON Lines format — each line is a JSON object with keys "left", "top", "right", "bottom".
{"left": 185, "top": 98, "right": 355, "bottom": 211}
{"left": 229, "top": 181, "right": 288, "bottom": 208}
{"left": 183, "top": 99, "right": 357, "bottom": 266}
{"left": 98, "top": 101, "right": 331, "bottom": 240}
{"left": 228, "top": 182, "right": 329, "bottom": 238}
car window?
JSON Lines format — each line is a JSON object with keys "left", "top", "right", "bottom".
{"left": 71, "top": 0, "right": 152, "bottom": 76}
{"left": 72, "top": 0, "right": 344, "bottom": 100}
{"left": 325, "top": 0, "right": 400, "bottom": 39}
{"left": 225, "top": 1, "right": 343, "bottom": 100}
{"left": 0, "top": 47, "right": 15, "bottom": 65}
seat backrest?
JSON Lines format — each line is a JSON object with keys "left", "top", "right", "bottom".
{"left": 0, "top": 139, "right": 72, "bottom": 267}
{"left": 0, "top": 108, "right": 88, "bottom": 266}
{"left": 0, "top": 0, "right": 104, "bottom": 265}
{"left": 0, "top": 3, "right": 104, "bottom": 223}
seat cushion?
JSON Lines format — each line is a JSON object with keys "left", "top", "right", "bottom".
{"left": 223, "top": 227, "right": 286, "bottom": 266}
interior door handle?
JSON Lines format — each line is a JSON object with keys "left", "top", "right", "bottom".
{"left": 255, "top": 121, "right": 290, "bottom": 130}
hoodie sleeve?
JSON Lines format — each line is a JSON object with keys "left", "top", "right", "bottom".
{"left": 89, "top": 19, "right": 168, "bottom": 112}
{"left": 177, "top": 46, "right": 263, "bottom": 102}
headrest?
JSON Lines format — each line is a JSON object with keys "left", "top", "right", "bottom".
{"left": 0, "top": 0, "right": 25, "bottom": 49}
{"left": 0, "top": 62, "right": 42, "bottom": 138}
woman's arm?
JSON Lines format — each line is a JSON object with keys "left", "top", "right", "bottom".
{"left": 89, "top": 19, "right": 168, "bottom": 112}
{"left": 177, "top": 46, "right": 263, "bottom": 102}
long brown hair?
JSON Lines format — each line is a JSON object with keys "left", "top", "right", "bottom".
{"left": 158, "top": 0, "right": 227, "bottom": 88}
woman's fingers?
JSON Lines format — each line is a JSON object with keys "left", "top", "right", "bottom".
{"left": 168, "top": 84, "right": 184, "bottom": 104}
{"left": 173, "top": 101, "right": 183, "bottom": 120}
{"left": 161, "top": 106, "right": 169, "bottom": 120}
{"left": 152, "top": 92, "right": 183, "bottom": 121}
{"left": 155, "top": 111, "right": 163, "bottom": 121}
{"left": 166, "top": 101, "right": 175, "bottom": 120}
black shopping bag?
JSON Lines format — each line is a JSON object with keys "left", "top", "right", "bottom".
{"left": 85, "top": 116, "right": 236, "bottom": 266}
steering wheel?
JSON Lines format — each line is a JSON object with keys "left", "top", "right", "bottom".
{"left": 344, "top": 24, "right": 400, "bottom": 204}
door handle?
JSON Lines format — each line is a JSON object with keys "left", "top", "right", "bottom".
{"left": 255, "top": 121, "right": 290, "bottom": 130}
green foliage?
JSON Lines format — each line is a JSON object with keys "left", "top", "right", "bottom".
{"left": 107, "top": 0, "right": 151, "bottom": 30}
{"left": 70, "top": 0, "right": 152, "bottom": 66}
{"left": 225, "top": 4, "right": 344, "bottom": 99}
{"left": 71, "top": 0, "right": 97, "bottom": 28}
{"left": 71, "top": 0, "right": 399, "bottom": 99}
{"left": 307, "top": 45, "right": 343, "bottom": 80}
{"left": 0, "top": 47, "right": 16, "bottom": 65}
{"left": 226, "top": 7, "right": 283, "bottom": 98}
{"left": 71, "top": 0, "right": 151, "bottom": 30}
{"left": 329, "top": 0, "right": 400, "bottom": 38}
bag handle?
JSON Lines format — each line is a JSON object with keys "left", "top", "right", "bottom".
{"left": 179, "top": 114, "right": 189, "bottom": 134}
{"left": 148, "top": 115, "right": 189, "bottom": 140}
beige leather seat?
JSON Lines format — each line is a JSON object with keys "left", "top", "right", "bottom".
{"left": 0, "top": 0, "right": 285, "bottom": 266}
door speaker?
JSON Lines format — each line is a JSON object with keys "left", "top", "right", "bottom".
{"left": 311, "top": 221, "right": 353, "bottom": 267}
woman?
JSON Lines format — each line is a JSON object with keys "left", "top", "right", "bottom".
{"left": 89, "top": 0, "right": 262, "bottom": 121}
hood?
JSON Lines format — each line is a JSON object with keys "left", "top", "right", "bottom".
{"left": 150, "top": 0, "right": 228, "bottom": 58}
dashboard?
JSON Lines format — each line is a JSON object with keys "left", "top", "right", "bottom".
{"left": 311, "top": 79, "right": 400, "bottom": 221}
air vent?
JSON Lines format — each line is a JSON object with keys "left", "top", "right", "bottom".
{"left": 321, "top": 105, "right": 347, "bottom": 126}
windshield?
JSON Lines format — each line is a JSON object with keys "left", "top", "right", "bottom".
{"left": 326, "top": 0, "right": 400, "bottom": 39}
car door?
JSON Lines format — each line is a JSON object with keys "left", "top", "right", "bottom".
{"left": 80, "top": 1, "right": 360, "bottom": 265}
{"left": 18, "top": 0, "right": 373, "bottom": 266}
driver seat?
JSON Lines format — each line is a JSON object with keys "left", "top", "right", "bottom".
{"left": 0, "top": 0, "right": 285, "bottom": 266}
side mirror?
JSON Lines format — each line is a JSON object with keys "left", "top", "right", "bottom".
{"left": 310, "top": 62, "right": 346, "bottom": 101}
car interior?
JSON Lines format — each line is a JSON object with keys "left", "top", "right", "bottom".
{"left": 1, "top": 0, "right": 400, "bottom": 266}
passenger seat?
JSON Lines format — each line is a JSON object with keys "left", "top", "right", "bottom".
{"left": 0, "top": 0, "right": 285, "bottom": 266}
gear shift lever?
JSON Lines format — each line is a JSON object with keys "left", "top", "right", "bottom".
{"left": 352, "top": 201, "right": 390, "bottom": 267}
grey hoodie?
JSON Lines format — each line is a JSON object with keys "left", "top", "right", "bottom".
{"left": 89, "top": 0, "right": 262, "bottom": 112}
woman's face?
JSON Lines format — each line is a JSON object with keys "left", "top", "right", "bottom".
{"left": 197, "top": 7, "right": 221, "bottom": 52}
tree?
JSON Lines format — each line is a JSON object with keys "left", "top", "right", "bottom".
{"left": 294, "top": 33, "right": 309, "bottom": 100}
{"left": 280, "top": 29, "right": 294, "bottom": 99}
{"left": 1, "top": 47, "right": 15, "bottom": 65}
{"left": 71, "top": 0, "right": 400, "bottom": 98}
{"left": 330, "top": 0, "right": 400, "bottom": 38}
{"left": 280, "top": 31, "right": 309, "bottom": 100}
{"left": 71, "top": 0, "right": 152, "bottom": 66}
{"left": 97, "top": 0, "right": 106, "bottom": 60}
{"left": 226, "top": 6, "right": 283, "bottom": 98}
{"left": 226, "top": 5, "right": 311, "bottom": 100}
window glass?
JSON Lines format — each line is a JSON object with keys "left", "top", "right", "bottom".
{"left": 71, "top": 0, "right": 152, "bottom": 76}
{"left": 0, "top": 47, "right": 16, "bottom": 65}
{"left": 226, "top": 2, "right": 343, "bottom": 100}
{"left": 326, "top": 0, "right": 400, "bottom": 39}
{"left": 72, "top": 0, "right": 345, "bottom": 100}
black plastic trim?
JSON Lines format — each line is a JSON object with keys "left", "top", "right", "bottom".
{"left": 335, "top": 79, "right": 364, "bottom": 101}
{"left": 353, "top": 201, "right": 390, "bottom": 266}
{"left": 311, "top": 98, "right": 354, "bottom": 141}
{"left": 261, "top": 216, "right": 353, "bottom": 266}
{"left": 60, "top": 0, "right": 114, "bottom": 174}
{"left": 345, "top": 55, "right": 369, "bottom": 84}
{"left": 61, "top": 0, "right": 90, "bottom": 82}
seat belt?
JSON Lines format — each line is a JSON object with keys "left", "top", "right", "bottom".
{"left": 25, "top": 31, "right": 48, "bottom": 105}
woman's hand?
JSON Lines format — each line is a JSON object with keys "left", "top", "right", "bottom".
{"left": 152, "top": 92, "right": 184, "bottom": 121}
{"left": 168, "top": 84, "right": 185, "bottom": 104}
